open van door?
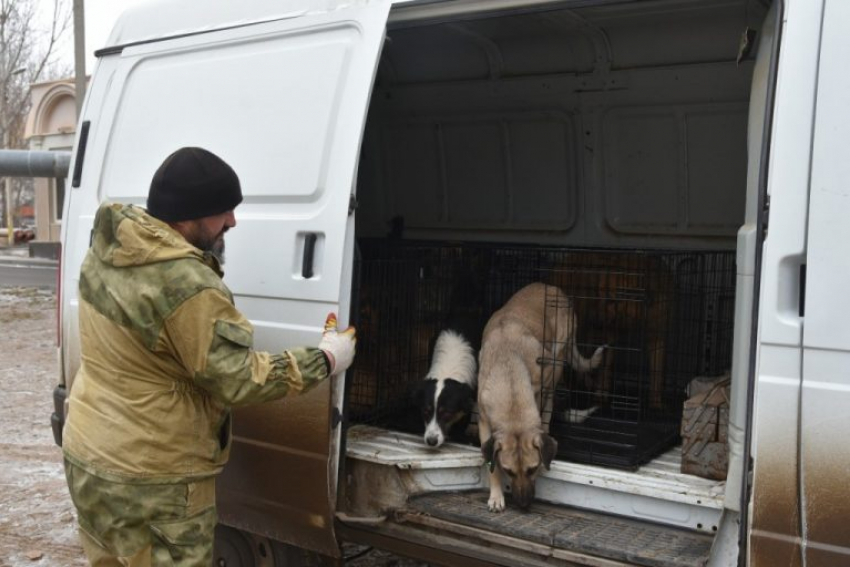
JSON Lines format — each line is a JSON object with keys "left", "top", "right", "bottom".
{"left": 800, "top": 0, "right": 850, "bottom": 562}
{"left": 64, "top": 0, "right": 390, "bottom": 557}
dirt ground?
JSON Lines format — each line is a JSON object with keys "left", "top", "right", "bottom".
{"left": 0, "top": 284, "right": 426, "bottom": 567}
{"left": 0, "top": 286, "right": 85, "bottom": 567}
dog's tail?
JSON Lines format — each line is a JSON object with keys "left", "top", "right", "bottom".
{"left": 567, "top": 342, "right": 605, "bottom": 374}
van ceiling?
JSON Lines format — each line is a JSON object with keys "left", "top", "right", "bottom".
{"left": 382, "top": 0, "right": 768, "bottom": 85}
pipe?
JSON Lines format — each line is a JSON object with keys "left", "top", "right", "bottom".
{"left": 0, "top": 150, "right": 72, "bottom": 178}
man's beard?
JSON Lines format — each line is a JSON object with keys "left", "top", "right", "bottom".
{"left": 207, "top": 236, "right": 225, "bottom": 264}
{"left": 190, "top": 226, "right": 227, "bottom": 264}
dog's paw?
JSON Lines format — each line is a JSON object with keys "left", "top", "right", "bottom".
{"left": 488, "top": 493, "right": 506, "bottom": 513}
{"left": 564, "top": 405, "right": 599, "bottom": 424}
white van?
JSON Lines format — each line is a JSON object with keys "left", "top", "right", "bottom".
{"left": 54, "top": 0, "right": 850, "bottom": 565}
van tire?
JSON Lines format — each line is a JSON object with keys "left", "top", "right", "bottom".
{"left": 213, "top": 525, "right": 336, "bottom": 567}
{"left": 213, "top": 525, "right": 256, "bottom": 566}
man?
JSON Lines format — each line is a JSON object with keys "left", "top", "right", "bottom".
{"left": 62, "top": 147, "right": 356, "bottom": 566}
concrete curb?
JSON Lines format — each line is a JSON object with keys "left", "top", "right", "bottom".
{"left": 0, "top": 255, "right": 59, "bottom": 267}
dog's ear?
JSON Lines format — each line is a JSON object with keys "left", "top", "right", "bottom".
{"left": 539, "top": 434, "right": 558, "bottom": 470}
{"left": 482, "top": 437, "right": 500, "bottom": 473}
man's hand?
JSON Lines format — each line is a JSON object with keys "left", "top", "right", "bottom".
{"left": 318, "top": 313, "right": 356, "bottom": 376}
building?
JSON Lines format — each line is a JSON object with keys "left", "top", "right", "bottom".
{"left": 24, "top": 78, "right": 78, "bottom": 244}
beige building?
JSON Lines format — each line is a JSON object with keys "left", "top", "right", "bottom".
{"left": 24, "top": 78, "right": 78, "bottom": 243}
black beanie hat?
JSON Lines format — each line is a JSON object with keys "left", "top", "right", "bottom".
{"left": 147, "top": 147, "right": 243, "bottom": 222}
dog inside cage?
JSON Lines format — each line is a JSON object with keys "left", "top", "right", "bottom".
{"left": 348, "top": 239, "right": 736, "bottom": 469}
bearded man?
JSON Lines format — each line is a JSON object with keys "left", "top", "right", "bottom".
{"left": 61, "top": 147, "right": 356, "bottom": 566}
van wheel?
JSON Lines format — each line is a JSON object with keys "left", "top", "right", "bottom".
{"left": 213, "top": 525, "right": 257, "bottom": 566}
{"left": 214, "top": 525, "right": 330, "bottom": 567}
{"left": 270, "top": 540, "right": 337, "bottom": 567}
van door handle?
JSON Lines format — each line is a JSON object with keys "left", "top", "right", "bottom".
{"left": 302, "top": 233, "right": 318, "bottom": 279}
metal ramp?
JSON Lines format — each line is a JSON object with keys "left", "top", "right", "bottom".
{"left": 396, "top": 492, "right": 714, "bottom": 567}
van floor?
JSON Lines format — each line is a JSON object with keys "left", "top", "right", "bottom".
{"left": 346, "top": 425, "right": 724, "bottom": 531}
{"left": 346, "top": 426, "right": 721, "bottom": 566}
{"left": 398, "top": 492, "right": 713, "bottom": 567}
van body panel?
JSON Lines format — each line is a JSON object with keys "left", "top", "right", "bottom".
{"left": 747, "top": 0, "right": 824, "bottom": 564}
{"left": 757, "top": 0, "right": 820, "bottom": 350}
{"left": 748, "top": 347, "right": 803, "bottom": 565}
{"left": 103, "top": 1, "right": 356, "bottom": 51}
{"left": 725, "top": 0, "right": 780, "bottom": 514}
{"left": 801, "top": 0, "right": 850, "bottom": 561}
{"left": 61, "top": 54, "right": 128, "bottom": 385}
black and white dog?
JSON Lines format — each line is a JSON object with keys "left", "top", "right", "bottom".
{"left": 416, "top": 263, "right": 487, "bottom": 448}
{"left": 417, "top": 328, "right": 478, "bottom": 447}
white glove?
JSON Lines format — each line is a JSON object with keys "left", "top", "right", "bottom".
{"left": 318, "top": 313, "right": 356, "bottom": 376}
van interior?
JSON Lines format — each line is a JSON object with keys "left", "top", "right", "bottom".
{"left": 343, "top": 0, "right": 772, "bottom": 564}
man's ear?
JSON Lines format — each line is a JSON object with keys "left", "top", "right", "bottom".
{"left": 539, "top": 434, "right": 558, "bottom": 470}
{"left": 482, "top": 436, "right": 500, "bottom": 473}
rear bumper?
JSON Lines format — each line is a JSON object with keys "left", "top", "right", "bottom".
{"left": 51, "top": 384, "right": 67, "bottom": 447}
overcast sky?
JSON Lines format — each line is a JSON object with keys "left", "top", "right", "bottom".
{"left": 48, "top": 0, "right": 149, "bottom": 76}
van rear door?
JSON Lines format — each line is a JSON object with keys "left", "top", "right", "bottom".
{"left": 68, "top": 1, "right": 389, "bottom": 557}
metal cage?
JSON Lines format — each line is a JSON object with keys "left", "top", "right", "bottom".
{"left": 348, "top": 239, "right": 735, "bottom": 469}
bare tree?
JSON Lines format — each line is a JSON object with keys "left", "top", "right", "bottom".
{"left": 1, "top": 0, "right": 71, "bottom": 230}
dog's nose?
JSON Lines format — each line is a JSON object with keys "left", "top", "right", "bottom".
{"left": 514, "top": 484, "right": 535, "bottom": 510}
{"left": 425, "top": 436, "right": 439, "bottom": 446}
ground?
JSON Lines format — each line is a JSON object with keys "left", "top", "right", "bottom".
{"left": 0, "top": 284, "right": 425, "bottom": 567}
{"left": 0, "top": 286, "right": 84, "bottom": 566}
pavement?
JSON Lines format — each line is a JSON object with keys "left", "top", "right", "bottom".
{"left": 0, "top": 245, "right": 59, "bottom": 267}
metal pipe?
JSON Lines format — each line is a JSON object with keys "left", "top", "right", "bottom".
{"left": 0, "top": 150, "right": 72, "bottom": 179}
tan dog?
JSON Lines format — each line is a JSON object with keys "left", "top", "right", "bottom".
{"left": 478, "top": 283, "right": 604, "bottom": 512}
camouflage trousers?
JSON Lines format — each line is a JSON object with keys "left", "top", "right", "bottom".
{"left": 64, "top": 459, "right": 217, "bottom": 566}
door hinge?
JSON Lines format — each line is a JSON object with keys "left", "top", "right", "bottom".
{"left": 348, "top": 195, "right": 358, "bottom": 216}
{"left": 747, "top": 456, "right": 754, "bottom": 494}
{"left": 761, "top": 194, "right": 770, "bottom": 239}
{"left": 331, "top": 407, "right": 343, "bottom": 429}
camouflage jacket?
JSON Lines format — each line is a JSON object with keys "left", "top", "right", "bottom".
{"left": 63, "top": 203, "right": 330, "bottom": 483}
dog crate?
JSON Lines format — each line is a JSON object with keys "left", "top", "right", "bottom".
{"left": 543, "top": 249, "right": 736, "bottom": 469}
{"left": 347, "top": 241, "right": 488, "bottom": 433}
{"left": 348, "top": 239, "right": 736, "bottom": 469}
